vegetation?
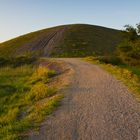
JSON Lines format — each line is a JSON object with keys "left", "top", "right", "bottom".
{"left": 0, "top": 56, "right": 37, "bottom": 67}
{"left": 0, "top": 26, "right": 62, "bottom": 57}
{"left": 95, "top": 56, "right": 122, "bottom": 65}
{"left": 0, "top": 60, "right": 63, "bottom": 140}
{"left": 0, "top": 22, "right": 139, "bottom": 139}
{"left": 101, "top": 64, "right": 140, "bottom": 99}
{"left": 0, "top": 24, "right": 121, "bottom": 57}
{"left": 52, "top": 24, "right": 121, "bottom": 57}
{"left": 83, "top": 23, "right": 140, "bottom": 99}
{"left": 117, "top": 23, "right": 140, "bottom": 66}
{"left": 83, "top": 56, "right": 140, "bottom": 99}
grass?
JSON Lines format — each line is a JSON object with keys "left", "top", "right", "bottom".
{"left": 0, "top": 63, "right": 63, "bottom": 140}
{"left": 83, "top": 56, "right": 140, "bottom": 100}
{"left": 0, "top": 24, "right": 121, "bottom": 58}
{"left": 0, "top": 26, "right": 63, "bottom": 57}
{"left": 52, "top": 24, "right": 121, "bottom": 57}
{"left": 120, "top": 65, "right": 140, "bottom": 77}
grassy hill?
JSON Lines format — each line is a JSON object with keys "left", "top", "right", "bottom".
{"left": 0, "top": 24, "right": 122, "bottom": 57}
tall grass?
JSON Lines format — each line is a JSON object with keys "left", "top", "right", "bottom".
{"left": 0, "top": 64, "right": 62, "bottom": 140}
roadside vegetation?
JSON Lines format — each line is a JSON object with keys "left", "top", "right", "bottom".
{"left": 117, "top": 24, "right": 140, "bottom": 66}
{"left": 83, "top": 23, "right": 140, "bottom": 99}
{"left": 0, "top": 57, "right": 63, "bottom": 140}
{"left": 0, "top": 23, "right": 139, "bottom": 139}
{"left": 83, "top": 56, "right": 140, "bottom": 99}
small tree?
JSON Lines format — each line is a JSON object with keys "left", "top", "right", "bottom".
{"left": 117, "top": 23, "right": 140, "bottom": 66}
{"left": 122, "top": 25, "right": 138, "bottom": 42}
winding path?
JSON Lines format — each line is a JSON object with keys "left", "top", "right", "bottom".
{"left": 30, "top": 58, "right": 140, "bottom": 140}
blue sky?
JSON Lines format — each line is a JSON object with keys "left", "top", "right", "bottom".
{"left": 0, "top": 0, "right": 140, "bottom": 42}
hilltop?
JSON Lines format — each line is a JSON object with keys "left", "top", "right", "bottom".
{"left": 0, "top": 24, "right": 121, "bottom": 57}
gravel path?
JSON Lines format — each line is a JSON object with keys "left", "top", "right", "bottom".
{"left": 29, "top": 58, "right": 140, "bottom": 140}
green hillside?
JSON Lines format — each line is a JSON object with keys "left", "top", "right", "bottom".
{"left": 0, "top": 24, "right": 121, "bottom": 57}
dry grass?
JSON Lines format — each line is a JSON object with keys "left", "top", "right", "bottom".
{"left": 0, "top": 63, "right": 63, "bottom": 140}
{"left": 83, "top": 57, "right": 140, "bottom": 100}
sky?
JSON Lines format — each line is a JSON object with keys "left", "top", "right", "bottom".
{"left": 0, "top": 0, "right": 140, "bottom": 42}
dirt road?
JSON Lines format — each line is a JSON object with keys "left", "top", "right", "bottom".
{"left": 29, "top": 58, "right": 140, "bottom": 140}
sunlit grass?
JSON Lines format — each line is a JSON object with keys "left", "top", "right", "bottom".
{"left": 101, "top": 64, "right": 140, "bottom": 98}
{"left": 83, "top": 56, "right": 140, "bottom": 99}
{"left": 0, "top": 64, "right": 63, "bottom": 140}
{"left": 26, "top": 83, "right": 57, "bottom": 102}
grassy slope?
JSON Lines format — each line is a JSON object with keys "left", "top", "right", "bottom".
{"left": 0, "top": 24, "right": 121, "bottom": 57}
{"left": 0, "top": 26, "right": 64, "bottom": 57}
{"left": 52, "top": 24, "right": 121, "bottom": 57}
{"left": 0, "top": 62, "right": 63, "bottom": 140}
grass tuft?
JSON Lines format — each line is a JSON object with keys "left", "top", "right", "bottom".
{"left": 26, "top": 83, "right": 56, "bottom": 102}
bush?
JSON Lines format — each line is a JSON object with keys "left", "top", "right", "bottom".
{"left": 98, "top": 56, "right": 123, "bottom": 65}
{"left": 0, "top": 57, "right": 9, "bottom": 66}
{"left": 117, "top": 23, "right": 140, "bottom": 66}
{"left": 0, "top": 56, "right": 37, "bottom": 67}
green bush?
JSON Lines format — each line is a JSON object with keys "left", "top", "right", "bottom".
{"left": 117, "top": 23, "right": 140, "bottom": 66}
{"left": 97, "top": 56, "right": 123, "bottom": 65}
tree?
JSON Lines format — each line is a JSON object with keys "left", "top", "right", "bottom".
{"left": 122, "top": 25, "right": 138, "bottom": 42}
{"left": 136, "top": 23, "right": 140, "bottom": 34}
{"left": 117, "top": 23, "right": 140, "bottom": 66}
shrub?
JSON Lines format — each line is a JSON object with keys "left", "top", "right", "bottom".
{"left": 98, "top": 56, "right": 122, "bottom": 65}
{"left": 117, "top": 23, "right": 140, "bottom": 66}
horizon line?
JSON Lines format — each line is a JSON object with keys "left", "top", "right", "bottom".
{"left": 0, "top": 23, "right": 122, "bottom": 43}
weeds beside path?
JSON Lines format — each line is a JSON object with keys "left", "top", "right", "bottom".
{"left": 83, "top": 57, "right": 140, "bottom": 100}
{"left": 0, "top": 59, "right": 66, "bottom": 140}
